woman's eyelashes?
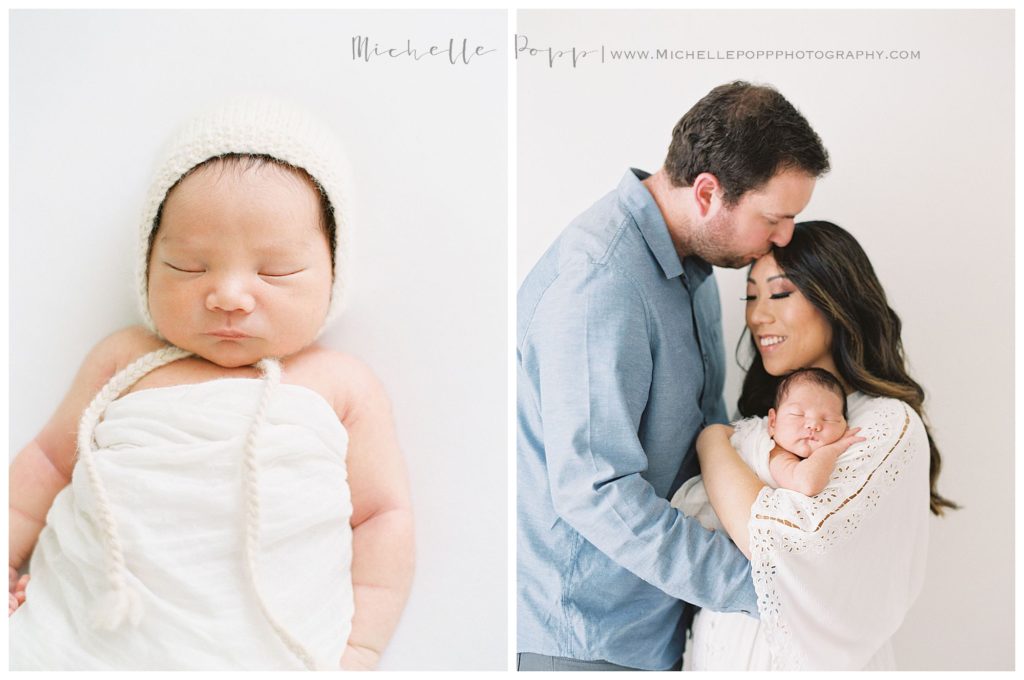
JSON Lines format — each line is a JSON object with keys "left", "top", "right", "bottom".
{"left": 741, "top": 291, "right": 793, "bottom": 301}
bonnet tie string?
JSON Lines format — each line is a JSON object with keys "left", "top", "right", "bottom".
{"left": 241, "top": 357, "right": 319, "bottom": 671}
{"left": 77, "top": 345, "right": 193, "bottom": 631}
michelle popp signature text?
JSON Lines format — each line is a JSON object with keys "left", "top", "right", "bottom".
{"left": 352, "top": 36, "right": 495, "bottom": 65}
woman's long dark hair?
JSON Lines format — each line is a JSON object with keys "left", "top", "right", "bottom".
{"left": 737, "top": 220, "right": 957, "bottom": 516}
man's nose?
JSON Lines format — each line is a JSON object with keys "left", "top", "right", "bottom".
{"left": 771, "top": 221, "right": 796, "bottom": 247}
{"left": 206, "top": 276, "right": 256, "bottom": 314}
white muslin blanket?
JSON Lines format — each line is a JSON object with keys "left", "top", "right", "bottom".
{"left": 10, "top": 378, "right": 354, "bottom": 670}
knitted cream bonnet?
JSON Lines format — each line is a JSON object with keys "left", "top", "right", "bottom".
{"left": 136, "top": 97, "right": 353, "bottom": 336}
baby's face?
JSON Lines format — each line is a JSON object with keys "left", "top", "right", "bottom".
{"left": 767, "top": 381, "right": 847, "bottom": 458}
{"left": 147, "top": 161, "right": 333, "bottom": 368}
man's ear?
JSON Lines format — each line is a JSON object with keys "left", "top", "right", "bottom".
{"left": 691, "top": 172, "right": 722, "bottom": 219}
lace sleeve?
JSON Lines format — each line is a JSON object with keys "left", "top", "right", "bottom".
{"left": 747, "top": 397, "right": 931, "bottom": 669}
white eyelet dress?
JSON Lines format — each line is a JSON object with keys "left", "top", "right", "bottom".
{"left": 671, "top": 393, "right": 930, "bottom": 671}
{"left": 10, "top": 347, "right": 354, "bottom": 670}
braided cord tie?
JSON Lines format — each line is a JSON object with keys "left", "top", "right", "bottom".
{"left": 77, "top": 345, "right": 193, "bottom": 631}
{"left": 242, "top": 357, "right": 319, "bottom": 671}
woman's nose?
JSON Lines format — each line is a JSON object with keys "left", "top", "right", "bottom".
{"left": 747, "top": 296, "right": 773, "bottom": 325}
{"left": 206, "top": 276, "right": 256, "bottom": 314}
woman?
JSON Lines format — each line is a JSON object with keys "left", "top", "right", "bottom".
{"left": 675, "top": 220, "right": 956, "bottom": 671}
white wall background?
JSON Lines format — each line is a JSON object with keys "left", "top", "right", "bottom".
{"left": 10, "top": 10, "right": 507, "bottom": 671}
{"left": 517, "top": 9, "right": 1012, "bottom": 671}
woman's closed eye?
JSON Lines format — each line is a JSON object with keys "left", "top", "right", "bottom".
{"left": 741, "top": 292, "right": 793, "bottom": 301}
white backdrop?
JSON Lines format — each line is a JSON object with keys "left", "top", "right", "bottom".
{"left": 10, "top": 10, "right": 507, "bottom": 671}
{"left": 517, "top": 9, "right": 1013, "bottom": 671}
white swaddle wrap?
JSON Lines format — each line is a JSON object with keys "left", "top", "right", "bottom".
{"left": 10, "top": 349, "right": 354, "bottom": 670}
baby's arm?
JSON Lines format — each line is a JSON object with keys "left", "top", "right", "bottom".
{"left": 330, "top": 356, "right": 414, "bottom": 671}
{"left": 768, "top": 428, "right": 865, "bottom": 497}
{"left": 9, "top": 327, "right": 160, "bottom": 611}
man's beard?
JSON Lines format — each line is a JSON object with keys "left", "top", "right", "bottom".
{"left": 688, "top": 209, "right": 758, "bottom": 269}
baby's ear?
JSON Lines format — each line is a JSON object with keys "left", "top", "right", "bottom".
{"left": 767, "top": 408, "right": 777, "bottom": 433}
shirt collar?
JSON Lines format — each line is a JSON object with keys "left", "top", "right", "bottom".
{"left": 619, "top": 168, "right": 706, "bottom": 282}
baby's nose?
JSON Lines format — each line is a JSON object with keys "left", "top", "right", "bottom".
{"left": 206, "top": 278, "right": 256, "bottom": 314}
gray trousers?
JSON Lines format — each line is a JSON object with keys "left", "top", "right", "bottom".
{"left": 516, "top": 652, "right": 681, "bottom": 672}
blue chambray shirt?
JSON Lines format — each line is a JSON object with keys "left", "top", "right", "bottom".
{"left": 517, "top": 169, "right": 758, "bottom": 670}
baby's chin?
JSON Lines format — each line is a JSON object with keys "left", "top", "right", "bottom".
{"left": 777, "top": 439, "right": 821, "bottom": 459}
{"left": 175, "top": 338, "right": 303, "bottom": 368}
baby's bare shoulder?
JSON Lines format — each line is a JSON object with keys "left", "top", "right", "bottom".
{"left": 90, "top": 325, "right": 167, "bottom": 370}
{"left": 287, "top": 346, "right": 391, "bottom": 422}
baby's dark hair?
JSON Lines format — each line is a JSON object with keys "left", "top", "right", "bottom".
{"left": 773, "top": 367, "right": 848, "bottom": 419}
{"left": 147, "top": 153, "right": 337, "bottom": 274}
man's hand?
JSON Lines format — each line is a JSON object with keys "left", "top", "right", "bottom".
{"left": 340, "top": 642, "right": 380, "bottom": 671}
{"left": 9, "top": 565, "right": 29, "bottom": 616}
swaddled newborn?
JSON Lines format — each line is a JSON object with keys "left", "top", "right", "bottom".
{"left": 9, "top": 99, "right": 413, "bottom": 671}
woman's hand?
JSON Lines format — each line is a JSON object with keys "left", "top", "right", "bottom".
{"left": 696, "top": 423, "right": 735, "bottom": 460}
{"left": 9, "top": 565, "right": 29, "bottom": 616}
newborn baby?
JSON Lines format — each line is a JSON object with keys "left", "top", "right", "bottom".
{"left": 9, "top": 99, "right": 413, "bottom": 671}
{"left": 672, "top": 367, "right": 860, "bottom": 532}
{"left": 764, "top": 367, "right": 851, "bottom": 496}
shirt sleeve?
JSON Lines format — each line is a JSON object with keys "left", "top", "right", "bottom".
{"left": 521, "top": 261, "right": 757, "bottom": 615}
{"left": 746, "top": 397, "right": 930, "bottom": 669}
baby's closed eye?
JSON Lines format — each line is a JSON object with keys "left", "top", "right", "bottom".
{"left": 164, "top": 261, "right": 205, "bottom": 274}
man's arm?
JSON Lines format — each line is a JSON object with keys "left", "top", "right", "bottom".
{"left": 522, "top": 263, "right": 756, "bottom": 614}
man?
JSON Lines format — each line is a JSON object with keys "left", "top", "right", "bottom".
{"left": 517, "top": 81, "right": 830, "bottom": 672}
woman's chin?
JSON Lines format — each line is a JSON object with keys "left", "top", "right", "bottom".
{"left": 762, "top": 361, "right": 792, "bottom": 377}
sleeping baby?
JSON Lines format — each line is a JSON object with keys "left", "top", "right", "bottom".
{"left": 9, "top": 99, "right": 414, "bottom": 670}
{"left": 672, "top": 367, "right": 861, "bottom": 532}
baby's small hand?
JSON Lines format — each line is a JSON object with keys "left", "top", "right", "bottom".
{"left": 8, "top": 567, "right": 29, "bottom": 616}
{"left": 814, "top": 427, "right": 866, "bottom": 459}
{"left": 340, "top": 642, "right": 380, "bottom": 671}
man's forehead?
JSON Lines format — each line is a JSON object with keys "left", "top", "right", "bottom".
{"left": 744, "top": 170, "right": 816, "bottom": 210}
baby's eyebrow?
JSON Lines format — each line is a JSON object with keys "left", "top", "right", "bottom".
{"left": 252, "top": 239, "right": 317, "bottom": 254}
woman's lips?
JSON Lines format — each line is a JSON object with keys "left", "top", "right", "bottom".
{"left": 758, "top": 335, "right": 787, "bottom": 351}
